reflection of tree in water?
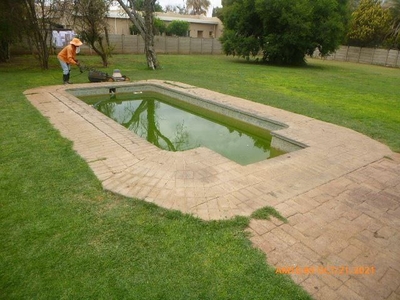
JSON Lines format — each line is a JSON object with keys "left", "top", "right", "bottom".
{"left": 253, "top": 137, "right": 269, "bottom": 151}
{"left": 95, "top": 101, "right": 116, "bottom": 119}
{"left": 96, "top": 99, "right": 190, "bottom": 151}
{"left": 174, "top": 122, "right": 190, "bottom": 151}
{"left": 227, "top": 126, "right": 268, "bottom": 151}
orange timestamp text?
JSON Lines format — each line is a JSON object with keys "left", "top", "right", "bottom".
{"left": 275, "top": 265, "right": 376, "bottom": 275}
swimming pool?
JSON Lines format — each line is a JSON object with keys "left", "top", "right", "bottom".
{"left": 79, "top": 91, "right": 286, "bottom": 165}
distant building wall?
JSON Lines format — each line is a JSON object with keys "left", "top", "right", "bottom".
{"left": 106, "top": 11, "right": 223, "bottom": 39}
{"left": 106, "top": 17, "right": 132, "bottom": 35}
{"left": 154, "top": 12, "right": 223, "bottom": 39}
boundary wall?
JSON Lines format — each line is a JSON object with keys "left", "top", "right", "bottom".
{"left": 10, "top": 35, "right": 400, "bottom": 68}
{"left": 313, "top": 45, "right": 400, "bottom": 68}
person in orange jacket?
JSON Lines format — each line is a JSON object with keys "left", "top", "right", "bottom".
{"left": 57, "top": 38, "right": 83, "bottom": 84}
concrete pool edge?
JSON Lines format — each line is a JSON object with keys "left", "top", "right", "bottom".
{"left": 70, "top": 81, "right": 307, "bottom": 157}
{"left": 24, "top": 80, "right": 393, "bottom": 220}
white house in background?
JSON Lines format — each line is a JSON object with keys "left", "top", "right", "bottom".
{"left": 106, "top": 10, "right": 223, "bottom": 39}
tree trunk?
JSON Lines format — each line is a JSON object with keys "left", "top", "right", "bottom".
{"left": 27, "top": 23, "right": 50, "bottom": 69}
{"left": 0, "top": 40, "right": 10, "bottom": 62}
{"left": 144, "top": 0, "right": 160, "bottom": 69}
{"left": 91, "top": 36, "right": 109, "bottom": 67}
{"left": 23, "top": 0, "right": 50, "bottom": 70}
{"left": 115, "top": 0, "right": 160, "bottom": 69}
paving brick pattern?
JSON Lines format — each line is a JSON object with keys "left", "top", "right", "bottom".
{"left": 24, "top": 81, "right": 399, "bottom": 300}
{"left": 248, "top": 153, "right": 400, "bottom": 299}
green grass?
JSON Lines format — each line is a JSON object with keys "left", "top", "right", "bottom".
{"left": 0, "top": 55, "right": 311, "bottom": 299}
{"left": 251, "top": 207, "right": 288, "bottom": 223}
{"left": 7, "top": 54, "right": 400, "bottom": 151}
{"left": 1, "top": 53, "right": 399, "bottom": 299}
{"left": 87, "top": 54, "right": 398, "bottom": 152}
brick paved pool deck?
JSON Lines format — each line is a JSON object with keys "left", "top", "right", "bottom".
{"left": 24, "top": 81, "right": 400, "bottom": 300}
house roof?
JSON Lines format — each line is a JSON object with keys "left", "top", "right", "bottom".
{"left": 155, "top": 13, "right": 220, "bottom": 25}
{"left": 107, "top": 10, "right": 221, "bottom": 25}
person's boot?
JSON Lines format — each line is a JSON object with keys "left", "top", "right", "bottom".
{"left": 63, "top": 73, "right": 72, "bottom": 84}
{"left": 63, "top": 74, "right": 71, "bottom": 84}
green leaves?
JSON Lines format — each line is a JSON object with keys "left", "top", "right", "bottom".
{"left": 166, "top": 20, "right": 190, "bottom": 37}
{"left": 386, "top": 0, "right": 400, "bottom": 48}
{"left": 347, "top": 0, "right": 392, "bottom": 46}
{"left": 220, "top": 0, "right": 348, "bottom": 65}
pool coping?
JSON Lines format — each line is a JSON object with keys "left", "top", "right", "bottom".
{"left": 24, "top": 80, "right": 392, "bottom": 220}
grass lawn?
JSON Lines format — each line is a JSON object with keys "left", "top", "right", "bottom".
{"left": 1, "top": 53, "right": 399, "bottom": 299}
{"left": 73, "top": 53, "right": 399, "bottom": 152}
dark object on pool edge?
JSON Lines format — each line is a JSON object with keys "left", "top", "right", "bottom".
{"left": 88, "top": 69, "right": 130, "bottom": 83}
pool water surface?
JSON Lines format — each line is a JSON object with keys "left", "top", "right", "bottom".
{"left": 80, "top": 91, "right": 285, "bottom": 165}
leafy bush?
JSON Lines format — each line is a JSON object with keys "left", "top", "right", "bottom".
{"left": 220, "top": 0, "right": 349, "bottom": 65}
{"left": 130, "top": 18, "right": 167, "bottom": 36}
{"left": 166, "top": 20, "right": 190, "bottom": 37}
{"left": 346, "top": 0, "right": 392, "bottom": 47}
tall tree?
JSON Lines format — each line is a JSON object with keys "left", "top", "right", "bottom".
{"left": 310, "top": 0, "right": 350, "bottom": 56}
{"left": 123, "top": 0, "right": 164, "bottom": 11}
{"left": 386, "top": 0, "right": 400, "bottom": 48}
{"left": 6, "top": 0, "right": 67, "bottom": 69}
{"left": 212, "top": 6, "right": 223, "bottom": 19}
{"left": 165, "top": 4, "right": 188, "bottom": 14}
{"left": 115, "top": 0, "right": 160, "bottom": 69}
{"left": 0, "top": 0, "right": 16, "bottom": 62}
{"left": 349, "top": 0, "right": 361, "bottom": 10}
{"left": 186, "top": 0, "right": 211, "bottom": 15}
{"left": 220, "top": 0, "right": 349, "bottom": 65}
{"left": 73, "top": 0, "right": 113, "bottom": 67}
{"left": 346, "top": 0, "right": 392, "bottom": 47}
